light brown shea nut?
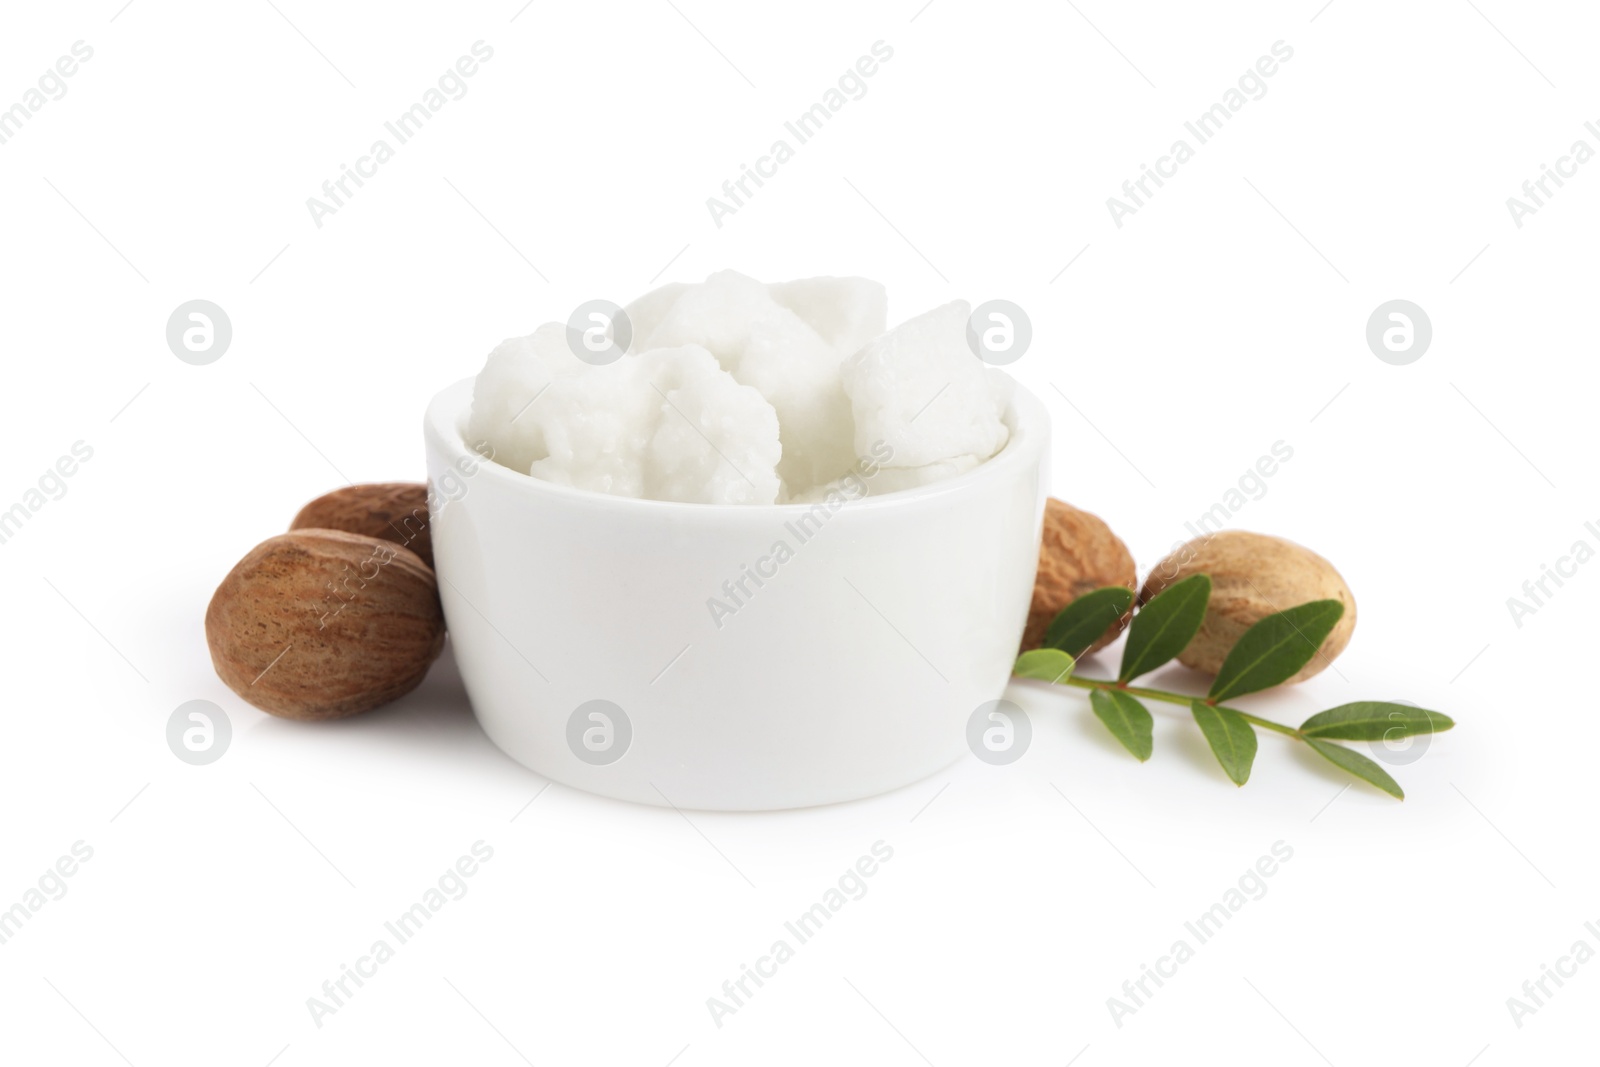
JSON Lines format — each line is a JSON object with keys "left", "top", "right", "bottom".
{"left": 1140, "top": 530, "right": 1356, "bottom": 683}
{"left": 205, "top": 530, "right": 446, "bottom": 721}
{"left": 1021, "top": 498, "right": 1137, "bottom": 653}
{"left": 290, "top": 482, "right": 434, "bottom": 570}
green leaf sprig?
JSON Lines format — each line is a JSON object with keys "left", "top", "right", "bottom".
{"left": 1013, "top": 576, "right": 1454, "bottom": 798}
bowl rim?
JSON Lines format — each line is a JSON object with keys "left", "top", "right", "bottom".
{"left": 424, "top": 375, "right": 1049, "bottom": 516}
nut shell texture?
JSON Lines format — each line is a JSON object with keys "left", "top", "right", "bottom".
{"left": 290, "top": 482, "right": 434, "bottom": 569}
{"left": 1140, "top": 530, "right": 1355, "bottom": 682}
{"left": 1021, "top": 498, "right": 1137, "bottom": 653}
{"left": 205, "top": 530, "right": 445, "bottom": 720}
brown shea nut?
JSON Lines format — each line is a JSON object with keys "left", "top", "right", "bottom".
{"left": 1140, "top": 530, "right": 1356, "bottom": 683}
{"left": 205, "top": 529, "right": 446, "bottom": 721}
{"left": 1021, "top": 498, "right": 1137, "bottom": 653}
{"left": 290, "top": 482, "right": 434, "bottom": 570}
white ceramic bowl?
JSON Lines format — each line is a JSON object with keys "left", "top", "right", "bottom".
{"left": 423, "top": 377, "right": 1049, "bottom": 810}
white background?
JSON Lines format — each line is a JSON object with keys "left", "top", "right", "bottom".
{"left": 0, "top": 1, "right": 1594, "bottom": 1064}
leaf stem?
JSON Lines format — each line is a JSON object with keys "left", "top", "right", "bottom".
{"left": 1062, "top": 676, "right": 1303, "bottom": 738}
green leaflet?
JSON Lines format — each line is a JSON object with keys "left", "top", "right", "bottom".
{"left": 1191, "top": 701, "right": 1257, "bottom": 786}
{"left": 1208, "top": 599, "right": 1346, "bottom": 702}
{"left": 1013, "top": 648, "right": 1075, "bottom": 684}
{"left": 1089, "top": 689, "right": 1154, "bottom": 762}
{"left": 1045, "top": 586, "right": 1134, "bottom": 658}
{"left": 1119, "top": 575, "right": 1211, "bottom": 682}
{"left": 1021, "top": 573, "right": 1452, "bottom": 799}
{"left": 1300, "top": 702, "right": 1455, "bottom": 741}
{"left": 1305, "top": 738, "right": 1404, "bottom": 799}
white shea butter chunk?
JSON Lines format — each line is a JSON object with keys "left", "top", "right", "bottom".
{"left": 466, "top": 323, "right": 574, "bottom": 476}
{"left": 637, "top": 346, "right": 783, "bottom": 505}
{"left": 769, "top": 276, "right": 888, "bottom": 358}
{"left": 619, "top": 282, "right": 691, "bottom": 354}
{"left": 646, "top": 270, "right": 861, "bottom": 495}
{"left": 841, "top": 300, "right": 1010, "bottom": 469}
{"left": 526, "top": 357, "right": 660, "bottom": 498}
{"left": 737, "top": 307, "right": 857, "bottom": 495}
{"left": 469, "top": 275, "right": 1015, "bottom": 504}
{"left": 467, "top": 325, "right": 783, "bottom": 504}
{"left": 865, "top": 455, "right": 982, "bottom": 495}
{"left": 640, "top": 270, "right": 776, "bottom": 369}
